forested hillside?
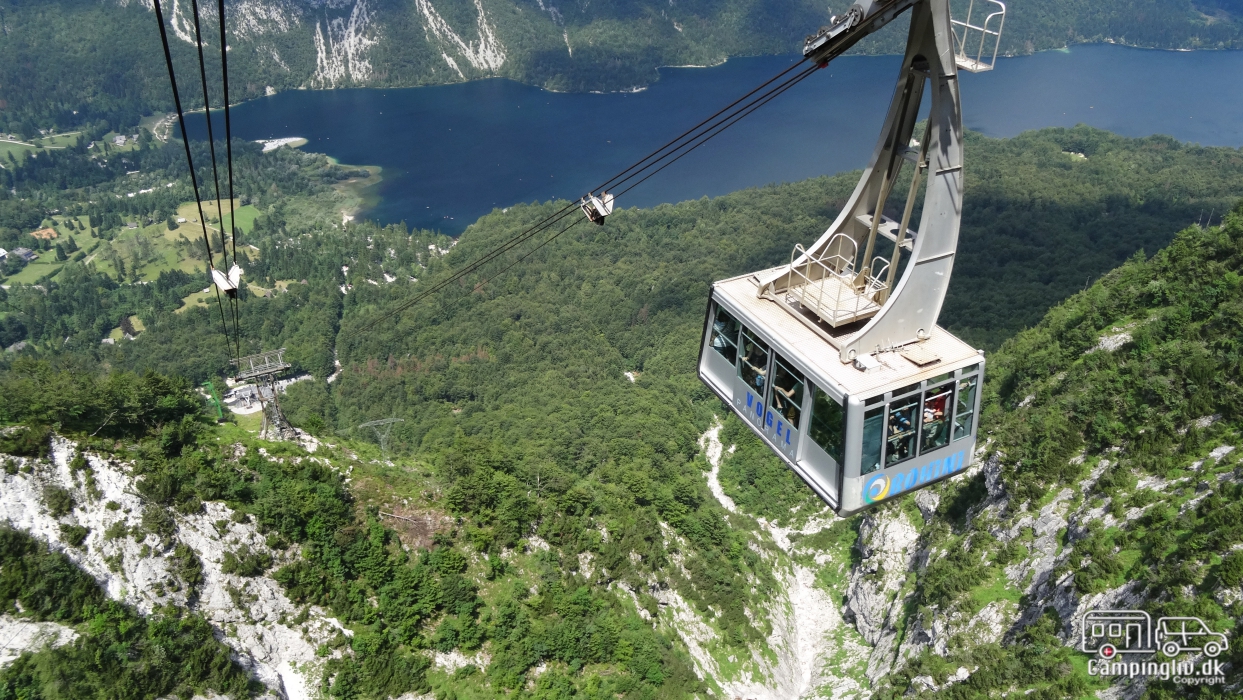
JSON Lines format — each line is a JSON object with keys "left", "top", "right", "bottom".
{"left": 2, "top": 0, "right": 1242, "bottom": 137}
{"left": 0, "top": 121, "right": 1241, "bottom": 697}
{"left": 0, "top": 208, "right": 1239, "bottom": 699}
{"left": 873, "top": 201, "right": 1243, "bottom": 699}
{"left": 3, "top": 125, "right": 1239, "bottom": 372}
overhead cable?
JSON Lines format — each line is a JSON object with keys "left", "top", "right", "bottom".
{"left": 216, "top": 0, "right": 244, "bottom": 359}
{"left": 588, "top": 56, "right": 810, "bottom": 196}
{"left": 151, "top": 0, "right": 234, "bottom": 355}
{"left": 187, "top": 0, "right": 242, "bottom": 362}
{"left": 614, "top": 63, "right": 821, "bottom": 199}
{"left": 345, "top": 56, "right": 820, "bottom": 339}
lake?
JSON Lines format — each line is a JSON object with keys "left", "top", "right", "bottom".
{"left": 191, "top": 44, "right": 1243, "bottom": 235}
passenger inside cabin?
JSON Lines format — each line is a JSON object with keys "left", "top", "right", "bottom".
{"left": 889, "top": 410, "right": 912, "bottom": 435}
{"left": 740, "top": 350, "right": 766, "bottom": 392}
{"left": 772, "top": 384, "right": 795, "bottom": 417}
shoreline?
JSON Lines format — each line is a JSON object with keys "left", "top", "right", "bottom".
{"left": 162, "top": 42, "right": 1238, "bottom": 116}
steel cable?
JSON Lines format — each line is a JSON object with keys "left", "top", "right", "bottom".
{"left": 152, "top": 0, "right": 234, "bottom": 356}
{"left": 344, "top": 59, "right": 820, "bottom": 341}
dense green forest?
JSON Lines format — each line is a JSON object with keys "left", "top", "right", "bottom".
{"left": 2, "top": 0, "right": 1241, "bottom": 137}
{"left": 876, "top": 201, "right": 1243, "bottom": 699}
{"left": 3, "top": 125, "right": 1239, "bottom": 369}
{"left": 0, "top": 116, "right": 1242, "bottom": 696}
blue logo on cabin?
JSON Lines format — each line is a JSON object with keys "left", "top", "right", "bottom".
{"left": 774, "top": 419, "right": 792, "bottom": 446}
{"left": 745, "top": 391, "right": 764, "bottom": 420}
{"left": 744, "top": 391, "right": 792, "bottom": 447}
{"left": 862, "top": 450, "right": 966, "bottom": 505}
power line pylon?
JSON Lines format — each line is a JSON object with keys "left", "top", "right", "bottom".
{"left": 357, "top": 418, "right": 403, "bottom": 459}
{"left": 233, "top": 348, "right": 296, "bottom": 441}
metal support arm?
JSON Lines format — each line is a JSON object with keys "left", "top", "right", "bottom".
{"left": 759, "top": 0, "right": 965, "bottom": 363}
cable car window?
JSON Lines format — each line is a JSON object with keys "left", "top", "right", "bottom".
{"left": 862, "top": 406, "right": 884, "bottom": 474}
{"left": 920, "top": 383, "right": 954, "bottom": 453}
{"left": 809, "top": 386, "right": 844, "bottom": 463}
{"left": 865, "top": 394, "right": 885, "bottom": 406}
{"left": 960, "top": 363, "right": 980, "bottom": 376}
{"left": 770, "top": 356, "right": 805, "bottom": 427}
{"left": 710, "top": 307, "right": 741, "bottom": 364}
{"left": 953, "top": 374, "right": 978, "bottom": 441}
{"left": 929, "top": 371, "right": 954, "bottom": 384}
{"left": 738, "top": 329, "right": 770, "bottom": 394}
{"left": 886, "top": 395, "right": 919, "bottom": 466}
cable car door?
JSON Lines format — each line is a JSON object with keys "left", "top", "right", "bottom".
{"left": 734, "top": 328, "right": 770, "bottom": 432}
{"left": 765, "top": 354, "right": 805, "bottom": 461}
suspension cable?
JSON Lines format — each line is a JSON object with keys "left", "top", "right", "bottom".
{"left": 614, "top": 63, "right": 821, "bottom": 200}
{"left": 587, "top": 56, "right": 809, "bottom": 196}
{"left": 187, "top": 0, "right": 242, "bottom": 361}
{"left": 151, "top": 0, "right": 233, "bottom": 354}
{"left": 218, "top": 0, "right": 238, "bottom": 265}
{"left": 216, "top": 0, "right": 243, "bottom": 360}
{"left": 189, "top": 0, "right": 227, "bottom": 269}
{"left": 345, "top": 203, "right": 581, "bottom": 337}
{"left": 343, "top": 57, "right": 820, "bottom": 341}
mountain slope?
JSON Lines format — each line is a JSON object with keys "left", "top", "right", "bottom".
{"left": 1, "top": 125, "right": 1242, "bottom": 697}
{"left": 861, "top": 205, "right": 1243, "bottom": 697}
{"left": 4, "top": 0, "right": 1243, "bottom": 136}
{"left": 5, "top": 210, "right": 1240, "bottom": 699}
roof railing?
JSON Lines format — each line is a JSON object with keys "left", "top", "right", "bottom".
{"left": 951, "top": 0, "right": 1006, "bottom": 73}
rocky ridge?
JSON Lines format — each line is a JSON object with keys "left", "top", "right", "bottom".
{"left": 0, "top": 435, "right": 351, "bottom": 699}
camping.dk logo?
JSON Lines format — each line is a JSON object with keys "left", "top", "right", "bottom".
{"left": 1080, "top": 609, "right": 1229, "bottom": 685}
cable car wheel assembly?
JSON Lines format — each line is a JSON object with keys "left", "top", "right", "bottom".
{"left": 698, "top": 0, "right": 1005, "bottom": 516}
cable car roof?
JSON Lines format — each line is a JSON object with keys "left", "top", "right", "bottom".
{"left": 713, "top": 269, "right": 981, "bottom": 398}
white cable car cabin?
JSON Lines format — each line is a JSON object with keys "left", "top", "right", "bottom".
{"left": 697, "top": 0, "right": 1002, "bottom": 516}
{"left": 212, "top": 263, "right": 243, "bottom": 298}
{"left": 581, "top": 192, "right": 615, "bottom": 225}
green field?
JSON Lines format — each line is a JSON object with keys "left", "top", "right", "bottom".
{"left": 1, "top": 217, "right": 98, "bottom": 284}
{"left": 0, "top": 206, "right": 233, "bottom": 287}
{"left": 221, "top": 204, "right": 260, "bottom": 235}
{"left": 40, "top": 132, "right": 81, "bottom": 148}
{"left": 0, "top": 132, "right": 80, "bottom": 162}
{"left": 107, "top": 315, "right": 146, "bottom": 340}
{"left": 97, "top": 131, "right": 142, "bottom": 152}
{"left": 0, "top": 140, "right": 36, "bottom": 160}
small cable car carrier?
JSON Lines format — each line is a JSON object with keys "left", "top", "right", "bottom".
{"left": 580, "top": 191, "right": 615, "bottom": 225}
{"left": 697, "top": 0, "right": 1005, "bottom": 516}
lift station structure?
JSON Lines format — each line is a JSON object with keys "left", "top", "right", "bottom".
{"left": 698, "top": 0, "right": 1004, "bottom": 516}
{"left": 233, "top": 348, "right": 298, "bottom": 441}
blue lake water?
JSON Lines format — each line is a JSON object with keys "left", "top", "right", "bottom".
{"left": 191, "top": 44, "right": 1243, "bottom": 235}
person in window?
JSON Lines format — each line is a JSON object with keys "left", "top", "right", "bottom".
{"left": 772, "top": 384, "right": 797, "bottom": 421}
{"left": 752, "top": 366, "right": 767, "bottom": 393}
{"left": 891, "top": 437, "right": 912, "bottom": 461}
{"left": 740, "top": 346, "right": 767, "bottom": 392}
{"left": 889, "top": 410, "right": 912, "bottom": 435}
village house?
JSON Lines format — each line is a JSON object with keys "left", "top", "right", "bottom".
{"left": 11, "top": 248, "right": 39, "bottom": 262}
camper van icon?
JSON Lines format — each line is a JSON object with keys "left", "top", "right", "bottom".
{"left": 1082, "top": 610, "right": 1154, "bottom": 659}
{"left": 1155, "top": 617, "right": 1229, "bottom": 658}
{"left": 1081, "top": 610, "right": 1230, "bottom": 659}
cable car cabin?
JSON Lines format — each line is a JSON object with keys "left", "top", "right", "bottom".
{"left": 581, "top": 192, "right": 614, "bottom": 225}
{"left": 695, "top": 0, "right": 998, "bottom": 515}
{"left": 698, "top": 278, "right": 982, "bottom": 516}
